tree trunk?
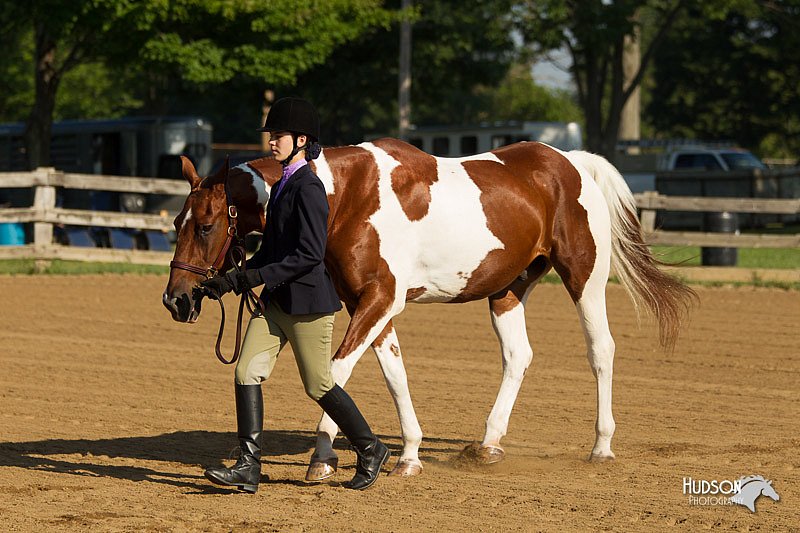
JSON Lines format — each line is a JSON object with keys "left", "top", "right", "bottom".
{"left": 23, "top": 24, "right": 60, "bottom": 170}
{"left": 619, "top": 29, "right": 641, "bottom": 152}
{"left": 582, "top": 48, "right": 605, "bottom": 155}
{"left": 601, "top": 38, "right": 627, "bottom": 163}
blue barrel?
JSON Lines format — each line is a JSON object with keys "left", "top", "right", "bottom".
{"left": 702, "top": 212, "right": 738, "bottom": 266}
{"left": 0, "top": 223, "right": 25, "bottom": 245}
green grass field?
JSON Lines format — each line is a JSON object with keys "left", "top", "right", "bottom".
{"left": 0, "top": 259, "right": 169, "bottom": 275}
{"left": 651, "top": 246, "right": 800, "bottom": 269}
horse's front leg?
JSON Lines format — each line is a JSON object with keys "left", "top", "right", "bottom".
{"left": 308, "top": 321, "right": 424, "bottom": 479}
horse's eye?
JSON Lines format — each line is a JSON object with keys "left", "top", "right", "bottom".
{"left": 199, "top": 224, "right": 214, "bottom": 236}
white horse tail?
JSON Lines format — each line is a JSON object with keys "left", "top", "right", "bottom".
{"left": 570, "top": 151, "right": 697, "bottom": 350}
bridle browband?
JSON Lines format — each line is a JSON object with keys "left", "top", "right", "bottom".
{"left": 169, "top": 159, "right": 265, "bottom": 365}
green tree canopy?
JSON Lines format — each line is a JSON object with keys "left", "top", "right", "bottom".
{"left": 292, "top": 0, "right": 520, "bottom": 145}
{"left": 646, "top": 0, "right": 800, "bottom": 158}
{"left": 515, "top": 1, "right": 770, "bottom": 158}
{"left": 515, "top": 0, "right": 693, "bottom": 158}
{"left": 477, "top": 63, "right": 582, "bottom": 124}
{"left": 0, "top": 0, "right": 396, "bottom": 168}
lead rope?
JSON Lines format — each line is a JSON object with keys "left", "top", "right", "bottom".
{"left": 212, "top": 157, "right": 265, "bottom": 364}
{"left": 208, "top": 243, "right": 266, "bottom": 365}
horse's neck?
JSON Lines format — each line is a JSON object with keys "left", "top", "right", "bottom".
{"left": 229, "top": 161, "right": 278, "bottom": 233}
{"left": 243, "top": 157, "right": 282, "bottom": 187}
{"left": 236, "top": 146, "right": 380, "bottom": 223}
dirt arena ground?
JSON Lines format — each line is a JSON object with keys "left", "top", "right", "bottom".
{"left": 0, "top": 274, "right": 797, "bottom": 532}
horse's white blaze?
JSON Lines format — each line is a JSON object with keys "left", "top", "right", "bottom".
{"left": 314, "top": 150, "right": 335, "bottom": 195}
{"left": 180, "top": 208, "right": 192, "bottom": 232}
{"left": 359, "top": 142, "right": 505, "bottom": 303}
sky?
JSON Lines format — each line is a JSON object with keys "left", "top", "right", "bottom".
{"left": 531, "top": 47, "right": 575, "bottom": 91}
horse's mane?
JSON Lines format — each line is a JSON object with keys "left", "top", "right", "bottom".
{"left": 739, "top": 475, "right": 767, "bottom": 486}
{"left": 244, "top": 156, "right": 274, "bottom": 170}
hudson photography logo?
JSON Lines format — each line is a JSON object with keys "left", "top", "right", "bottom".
{"left": 683, "top": 475, "right": 781, "bottom": 512}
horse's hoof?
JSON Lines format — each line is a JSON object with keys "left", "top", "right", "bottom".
{"left": 480, "top": 444, "right": 505, "bottom": 464}
{"left": 305, "top": 458, "right": 338, "bottom": 481}
{"left": 589, "top": 451, "right": 615, "bottom": 463}
{"left": 456, "top": 442, "right": 505, "bottom": 465}
{"left": 388, "top": 460, "right": 423, "bottom": 477}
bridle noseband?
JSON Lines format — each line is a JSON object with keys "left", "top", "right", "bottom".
{"left": 169, "top": 160, "right": 265, "bottom": 365}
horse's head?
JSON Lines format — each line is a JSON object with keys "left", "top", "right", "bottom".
{"left": 162, "top": 156, "right": 239, "bottom": 323}
{"left": 761, "top": 479, "right": 780, "bottom": 502}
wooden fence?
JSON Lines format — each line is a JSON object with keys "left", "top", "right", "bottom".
{"left": 634, "top": 191, "right": 800, "bottom": 248}
{"left": 0, "top": 167, "right": 187, "bottom": 265}
{"left": 0, "top": 168, "right": 798, "bottom": 266}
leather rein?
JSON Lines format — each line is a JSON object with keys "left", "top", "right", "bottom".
{"left": 169, "top": 164, "right": 265, "bottom": 365}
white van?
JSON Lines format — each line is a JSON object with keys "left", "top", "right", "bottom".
{"left": 369, "top": 121, "right": 583, "bottom": 157}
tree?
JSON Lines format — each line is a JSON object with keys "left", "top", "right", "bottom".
{"left": 478, "top": 63, "right": 582, "bottom": 123}
{"left": 516, "top": 0, "right": 696, "bottom": 159}
{"left": 293, "top": 0, "right": 520, "bottom": 145}
{"left": 1, "top": 0, "right": 395, "bottom": 169}
{"left": 0, "top": 30, "right": 141, "bottom": 123}
{"left": 0, "top": 28, "right": 34, "bottom": 122}
{"left": 646, "top": 1, "right": 800, "bottom": 158}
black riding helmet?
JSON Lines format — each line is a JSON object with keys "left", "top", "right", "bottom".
{"left": 258, "top": 97, "right": 322, "bottom": 165}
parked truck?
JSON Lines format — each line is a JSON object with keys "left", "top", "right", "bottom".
{"left": 617, "top": 144, "right": 767, "bottom": 194}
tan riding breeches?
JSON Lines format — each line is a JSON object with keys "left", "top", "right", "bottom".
{"left": 234, "top": 302, "right": 335, "bottom": 401}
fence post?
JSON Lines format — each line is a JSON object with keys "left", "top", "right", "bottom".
{"left": 639, "top": 191, "right": 658, "bottom": 234}
{"left": 32, "top": 167, "right": 57, "bottom": 253}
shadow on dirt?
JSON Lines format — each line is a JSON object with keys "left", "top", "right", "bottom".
{"left": 0, "top": 429, "right": 320, "bottom": 490}
{"left": 0, "top": 430, "right": 473, "bottom": 490}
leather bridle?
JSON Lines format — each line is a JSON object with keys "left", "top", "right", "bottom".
{"left": 169, "top": 160, "right": 265, "bottom": 365}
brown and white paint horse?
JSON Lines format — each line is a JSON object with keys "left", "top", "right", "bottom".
{"left": 163, "top": 138, "right": 694, "bottom": 478}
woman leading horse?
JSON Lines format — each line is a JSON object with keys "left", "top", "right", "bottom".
{"left": 197, "top": 97, "right": 389, "bottom": 493}
{"left": 164, "top": 106, "right": 695, "bottom": 484}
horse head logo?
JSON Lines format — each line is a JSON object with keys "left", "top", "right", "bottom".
{"left": 730, "top": 475, "right": 780, "bottom": 512}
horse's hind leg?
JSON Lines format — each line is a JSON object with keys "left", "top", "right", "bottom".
{"left": 551, "top": 208, "right": 616, "bottom": 461}
{"left": 306, "top": 345, "right": 367, "bottom": 481}
{"left": 372, "top": 326, "right": 423, "bottom": 476}
{"left": 574, "top": 273, "right": 616, "bottom": 461}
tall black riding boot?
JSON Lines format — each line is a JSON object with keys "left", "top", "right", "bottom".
{"left": 204, "top": 384, "right": 263, "bottom": 493}
{"left": 317, "top": 385, "right": 390, "bottom": 490}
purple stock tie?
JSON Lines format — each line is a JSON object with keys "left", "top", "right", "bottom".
{"left": 274, "top": 159, "right": 307, "bottom": 200}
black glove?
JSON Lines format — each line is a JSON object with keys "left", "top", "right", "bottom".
{"left": 228, "top": 269, "right": 264, "bottom": 295}
{"left": 198, "top": 274, "right": 234, "bottom": 299}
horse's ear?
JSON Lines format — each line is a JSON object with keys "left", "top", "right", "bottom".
{"left": 768, "top": 480, "right": 772, "bottom": 485}
{"left": 202, "top": 155, "right": 229, "bottom": 188}
{"left": 181, "top": 156, "right": 202, "bottom": 190}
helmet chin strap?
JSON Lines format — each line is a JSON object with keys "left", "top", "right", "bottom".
{"left": 281, "top": 134, "right": 307, "bottom": 167}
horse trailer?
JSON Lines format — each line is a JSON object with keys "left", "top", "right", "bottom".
{"left": 0, "top": 116, "right": 213, "bottom": 249}
{"left": 377, "top": 121, "right": 583, "bottom": 157}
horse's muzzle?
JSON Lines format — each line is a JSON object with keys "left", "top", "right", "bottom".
{"left": 162, "top": 291, "right": 201, "bottom": 323}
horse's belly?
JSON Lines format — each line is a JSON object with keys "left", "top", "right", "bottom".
{"left": 407, "top": 286, "right": 460, "bottom": 303}
{"left": 405, "top": 268, "right": 480, "bottom": 303}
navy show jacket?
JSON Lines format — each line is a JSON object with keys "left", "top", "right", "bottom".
{"left": 248, "top": 163, "right": 342, "bottom": 314}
